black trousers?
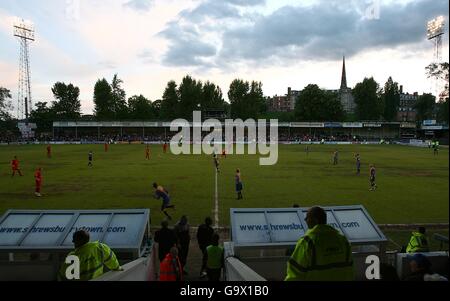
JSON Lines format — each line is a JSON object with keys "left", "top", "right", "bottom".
{"left": 207, "top": 268, "right": 222, "bottom": 281}
{"left": 179, "top": 242, "right": 189, "bottom": 268}
{"left": 200, "top": 247, "right": 207, "bottom": 272}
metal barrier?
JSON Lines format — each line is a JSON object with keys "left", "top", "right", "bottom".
{"left": 434, "top": 234, "right": 449, "bottom": 251}
{"left": 225, "top": 257, "right": 267, "bottom": 281}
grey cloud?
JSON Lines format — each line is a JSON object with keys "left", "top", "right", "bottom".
{"left": 179, "top": 1, "right": 241, "bottom": 22}
{"left": 223, "top": 0, "right": 266, "bottom": 6}
{"left": 159, "top": 22, "right": 217, "bottom": 67}
{"left": 98, "top": 60, "right": 117, "bottom": 69}
{"left": 160, "top": 0, "right": 449, "bottom": 68}
{"left": 123, "top": 0, "right": 154, "bottom": 11}
{"left": 219, "top": 0, "right": 449, "bottom": 62}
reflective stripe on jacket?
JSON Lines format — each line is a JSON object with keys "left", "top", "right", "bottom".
{"left": 406, "top": 232, "right": 429, "bottom": 253}
{"left": 285, "top": 224, "right": 354, "bottom": 281}
{"left": 58, "top": 241, "right": 120, "bottom": 281}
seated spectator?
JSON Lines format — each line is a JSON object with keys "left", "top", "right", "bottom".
{"left": 403, "top": 254, "right": 448, "bottom": 281}
{"left": 380, "top": 263, "right": 400, "bottom": 281}
{"left": 406, "top": 227, "right": 429, "bottom": 253}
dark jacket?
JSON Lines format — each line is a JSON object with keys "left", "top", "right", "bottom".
{"left": 197, "top": 224, "right": 214, "bottom": 249}
{"left": 154, "top": 228, "right": 177, "bottom": 262}
{"left": 174, "top": 222, "right": 191, "bottom": 245}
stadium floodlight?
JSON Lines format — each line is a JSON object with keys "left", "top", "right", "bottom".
{"left": 13, "top": 18, "right": 35, "bottom": 123}
{"left": 13, "top": 18, "right": 35, "bottom": 41}
{"left": 427, "top": 16, "right": 445, "bottom": 40}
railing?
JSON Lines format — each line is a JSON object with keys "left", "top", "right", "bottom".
{"left": 224, "top": 257, "right": 267, "bottom": 281}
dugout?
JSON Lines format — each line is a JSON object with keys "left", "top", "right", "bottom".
{"left": 0, "top": 209, "right": 151, "bottom": 281}
{"left": 224, "top": 205, "right": 388, "bottom": 281}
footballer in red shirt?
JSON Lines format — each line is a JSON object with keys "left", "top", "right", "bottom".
{"left": 47, "top": 145, "right": 52, "bottom": 158}
{"left": 34, "top": 168, "right": 43, "bottom": 197}
{"left": 11, "top": 156, "right": 23, "bottom": 177}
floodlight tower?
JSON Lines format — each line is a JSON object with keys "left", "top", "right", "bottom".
{"left": 427, "top": 16, "right": 445, "bottom": 63}
{"left": 13, "top": 19, "right": 35, "bottom": 121}
{"left": 427, "top": 16, "right": 445, "bottom": 99}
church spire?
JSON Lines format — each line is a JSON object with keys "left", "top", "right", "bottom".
{"left": 340, "top": 56, "right": 347, "bottom": 90}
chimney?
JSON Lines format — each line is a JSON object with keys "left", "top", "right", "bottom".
{"left": 400, "top": 85, "right": 403, "bottom": 94}
{"left": 288, "top": 87, "right": 292, "bottom": 96}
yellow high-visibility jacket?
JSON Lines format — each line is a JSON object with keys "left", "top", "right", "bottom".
{"left": 285, "top": 224, "right": 354, "bottom": 281}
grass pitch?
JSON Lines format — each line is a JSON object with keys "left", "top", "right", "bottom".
{"left": 0, "top": 144, "right": 448, "bottom": 227}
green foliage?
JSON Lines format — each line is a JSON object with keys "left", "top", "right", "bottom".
{"left": 294, "top": 84, "right": 344, "bottom": 121}
{"left": 382, "top": 77, "right": 400, "bottom": 121}
{"left": 128, "top": 95, "right": 158, "bottom": 120}
{"left": 177, "top": 75, "right": 203, "bottom": 120}
{"left": 94, "top": 78, "right": 114, "bottom": 120}
{"left": 160, "top": 81, "right": 179, "bottom": 120}
{"left": 51, "top": 82, "right": 81, "bottom": 120}
{"left": 201, "top": 81, "right": 224, "bottom": 111}
{"left": 437, "top": 99, "right": 449, "bottom": 124}
{"left": 353, "top": 77, "right": 383, "bottom": 121}
{"left": 414, "top": 93, "right": 436, "bottom": 123}
{"left": 111, "top": 74, "right": 129, "bottom": 120}
{"left": 228, "top": 79, "right": 265, "bottom": 120}
{"left": 29, "top": 102, "right": 55, "bottom": 133}
{"left": 0, "top": 87, "right": 12, "bottom": 121}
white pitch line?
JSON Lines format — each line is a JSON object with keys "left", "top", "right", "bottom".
{"left": 214, "top": 167, "right": 219, "bottom": 230}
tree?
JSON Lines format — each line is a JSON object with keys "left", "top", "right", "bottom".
{"left": 160, "top": 81, "right": 179, "bottom": 120}
{"left": 228, "top": 79, "right": 265, "bottom": 120}
{"left": 94, "top": 78, "right": 114, "bottom": 120}
{"left": 436, "top": 98, "right": 449, "bottom": 124}
{"left": 178, "top": 75, "right": 203, "bottom": 120}
{"left": 414, "top": 93, "right": 436, "bottom": 123}
{"left": 128, "top": 95, "right": 157, "bottom": 120}
{"left": 353, "top": 77, "right": 383, "bottom": 120}
{"left": 0, "top": 87, "right": 12, "bottom": 121}
{"left": 51, "top": 82, "right": 81, "bottom": 120}
{"left": 111, "top": 74, "right": 128, "bottom": 119}
{"left": 294, "top": 84, "right": 344, "bottom": 121}
{"left": 426, "top": 63, "right": 449, "bottom": 124}
{"left": 382, "top": 77, "right": 400, "bottom": 121}
{"left": 201, "top": 81, "right": 225, "bottom": 111}
{"left": 228, "top": 79, "right": 250, "bottom": 119}
{"left": 426, "top": 62, "right": 449, "bottom": 95}
{"left": 30, "top": 102, "right": 55, "bottom": 133}
{"left": 249, "top": 81, "right": 267, "bottom": 117}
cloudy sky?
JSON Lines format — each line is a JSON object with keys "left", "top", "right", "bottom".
{"left": 0, "top": 0, "right": 448, "bottom": 115}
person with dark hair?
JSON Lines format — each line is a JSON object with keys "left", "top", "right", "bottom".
{"left": 369, "top": 164, "right": 377, "bottom": 191}
{"left": 333, "top": 150, "right": 339, "bottom": 165}
{"left": 235, "top": 169, "right": 243, "bottom": 200}
{"left": 197, "top": 217, "right": 214, "bottom": 278}
{"left": 145, "top": 144, "right": 151, "bottom": 160}
{"left": 213, "top": 153, "right": 220, "bottom": 173}
{"left": 380, "top": 263, "right": 400, "bottom": 281}
{"left": 159, "top": 247, "right": 183, "bottom": 282}
{"left": 174, "top": 215, "right": 191, "bottom": 274}
{"left": 355, "top": 154, "right": 361, "bottom": 175}
{"left": 404, "top": 254, "right": 448, "bottom": 281}
{"left": 285, "top": 206, "right": 354, "bottom": 281}
{"left": 406, "top": 227, "right": 429, "bottom": 253}
{"left": 58, "top": 230, "right": 121, "bottom": 281}
{"left": 88, "top": 151, "right": 93, "bottom": 167}
{"left": 154, "top": 220, "right": 178, "bottom": 262}
{"left": 206, "top": 233, "right": 224, "bottom": 281}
